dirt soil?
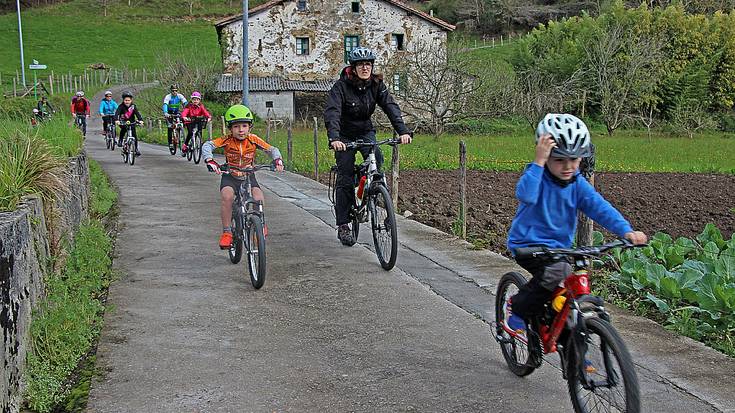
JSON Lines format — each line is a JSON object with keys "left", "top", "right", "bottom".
{"left": 309, "top": 170, "right": 735, "bottom": 255}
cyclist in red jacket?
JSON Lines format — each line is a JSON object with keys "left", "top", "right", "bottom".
{"left": 180, "top": 91, "right": 212, "bottom": 156}
{"left": 70, "top": 91, "right": 91, "bottom": 136}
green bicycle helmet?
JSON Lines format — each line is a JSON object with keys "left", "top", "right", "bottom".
{"left": 225, "top": 104, "right": 254, "bottom": 126}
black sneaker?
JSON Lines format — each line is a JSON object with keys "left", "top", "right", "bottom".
{"left": 337, "top": 224, "right": 355, "bottom": 246}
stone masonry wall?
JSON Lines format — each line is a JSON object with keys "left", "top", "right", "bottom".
{"left": 0, "top": 151, "right": 90, "bottom": 412}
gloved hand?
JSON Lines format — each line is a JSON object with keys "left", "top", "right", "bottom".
{"left": 206, "top": 159, "right": 221, "bottom": 175}
{"left": 273, "top": 158, "right": 284, "bottom": 172}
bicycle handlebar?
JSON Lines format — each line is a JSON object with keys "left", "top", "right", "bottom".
{"left": 340, "top": 138, "right": 401, "bottom": 150}
{"left": 514, "top": 239, "right": 646, "bottom": 261}
{"left": 117, "top": 120, "right": 142, "bottom": 126}
{"left": 220, "top": 164, "right": 275, "bottom": 174}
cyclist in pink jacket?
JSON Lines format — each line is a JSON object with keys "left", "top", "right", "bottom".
{"left": 181, "top": 91, "right": 212, "bottom": 155}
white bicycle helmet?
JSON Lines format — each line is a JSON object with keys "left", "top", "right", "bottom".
{"left": 76, "top": 91, "right": 85, "bottom": 97}
{"left": 536, "top": 113, "right": 591, "bottom": 158}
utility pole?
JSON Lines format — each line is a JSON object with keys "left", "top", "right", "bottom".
{"left": 16, "top": 0, "right": 26, "bottom": 86}
{"left": 241, "top": 0, "right": 249, "bottom": 106}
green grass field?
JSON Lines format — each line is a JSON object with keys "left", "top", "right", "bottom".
{"left": 256, "top": 122, "right": 735, "bottom": 174}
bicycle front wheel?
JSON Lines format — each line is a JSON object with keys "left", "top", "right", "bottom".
{"left": 246, "top": 215, "right": 267, "bottom": 289}
{"left": 193, "top": 131, "right": 202, "bottom": 164}
{"left": 130, "top": 139, "right": 136, "bottom": 166}
{"left": 567, "top": 317, "right": 640, "bottom": 413}
{"left": 110, "top": 128, "right": 116, "bottom": 151}
{"left": 229, "top": 213, "right": 243, "bottom": 264}
{"left": 495, "top": 271, "right": 537, "bottom": 377}
{"left": 368, "top": 184, "right": 397, "bottom": 270}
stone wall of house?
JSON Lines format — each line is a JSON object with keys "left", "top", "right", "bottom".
{"left": 218, "top": 0, "right": 450, "bottom": 80}
{"left": 0, "top": 152, "right": 89, "bottom": 412}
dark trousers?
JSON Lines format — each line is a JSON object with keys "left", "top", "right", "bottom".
{"left": 334, "top": 132, "right": 383, "bottom": 226}
{"left": 102, "top": 115, "right": 114, "bottom": 133}
{"left": 511, "top": 255, "right": 572, "bottom": 319}
{"left": 184, "top": 123, "right": 200, "bottom": 147}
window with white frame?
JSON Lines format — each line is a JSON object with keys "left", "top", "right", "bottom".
{"left": 296, "top": 37, "right": 310, "bottom": 55}
{"left": 344, "top": 35, "right": 359, "bottom": 63}
{"left": 392, "top": 73, "right": 402, "bottom": 93}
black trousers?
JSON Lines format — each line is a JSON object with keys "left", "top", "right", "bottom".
{"left": 102, "top": 115, "right": 114, "bottom": 133}
{"left": 511, "top": 255, "right": 572, "bottom": 319}
{"left": 334, "top": 133, "right": 383, "bottom": 226}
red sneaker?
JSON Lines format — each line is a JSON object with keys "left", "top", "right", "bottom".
{"left": 219, "top": 232, "right": 233, "bottom": 249}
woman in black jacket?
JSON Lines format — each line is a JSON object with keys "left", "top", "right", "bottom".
{"left": 324, "top": 47, "right": 412, "bottom": 246}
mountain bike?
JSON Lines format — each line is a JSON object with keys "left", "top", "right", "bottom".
{"left": 118, "top": 120, "right": 142, "bottom": 166}
{"left": 185, "top": 116, "right": 208, "bottom": 164}
{"left": 74, "top": 113, "right": 87, "bottom": 136}
{"left": 103, "top": 115, "right": 116, "bottom": 150}
{"left": 167, "top": 114, "right": 184, "bottom": 155}
{"left": 222, "top": 164, "right": 273, "bottom": 289}
{"left": 495, "top": 239, "right": 644, "bottom": 413}
{"left": 328, "top": 138, "right": 399, "bottom": 270}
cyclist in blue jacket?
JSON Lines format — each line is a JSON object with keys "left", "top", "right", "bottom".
{"left": 163, "top": 84, "right": 188, "bottom": 147}
{"left": 504, "top": 113, "right": 647, "bottom": 336}
{"left": 99, "top": 90, "right": 119, "bottom": 137}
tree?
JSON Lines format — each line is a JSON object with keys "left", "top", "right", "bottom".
{"left": 512, "top": 67, "right": 585, "bottom": 128}
{"left": 583, "top": 21, "right": 663, "bottom": 135}
{"left": 383, "top": 40, "right": 509, "bottom": 138}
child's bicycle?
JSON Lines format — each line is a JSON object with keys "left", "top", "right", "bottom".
{"left": 222, "top": 164, "right": 273, "bottom": 289}
{"left": 118, "top": 120, "right": 142, "bottom": 166}
{"left": 495, "top": 239, "right": 643, "bottom": 413}
{"left": 103, "top": 115, "right": 117, "bottom": 151}
{"left": 328, "top": 138, "right": 400, "bottom": 270}
{"left": 185, "top": 116, "right": 208, "bottom": 164}
{"left": 167, "top": 114, "right": 184, "bottom": 156}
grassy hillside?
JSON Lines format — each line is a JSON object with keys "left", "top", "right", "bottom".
{"left": 0, "top": 0, "right": 261, "bottom": 90}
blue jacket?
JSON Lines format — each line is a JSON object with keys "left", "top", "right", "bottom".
{"left": 99, "top": 99, "right": 118, "bottom": 116}
{"left": 163, "top": 93, "right": 188, "bottom": 114}
{"left": 507, "top": 163, "right": 633, "bottom": 253}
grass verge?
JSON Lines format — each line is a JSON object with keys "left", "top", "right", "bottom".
{"left": 22, "top": 161, "right": 118, "bottom": 412}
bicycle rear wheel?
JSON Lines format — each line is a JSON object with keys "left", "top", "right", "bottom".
{"left": 246, "top": 215, "right": 267, "bottom": 289}
{"left": 368, "top": 184, "right": 397, "bottom": 270}
{"left": 567, "top": 317, "right": 640, "bottom": 413}
{"left": 193, "top": 130, "right": 202, "bottom": 164}
{"left": 495, "top": 271, "right": 538, "bottom": 377}
{"left": 105, "top": 130, "right": 111, "bottom": 149}
{"left": 228, "top": 212, "right": 243, "bottom": 264}
{"left": 186, "top": 138, "right": 193, "bottom": 162}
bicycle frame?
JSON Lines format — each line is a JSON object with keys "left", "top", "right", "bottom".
{"left": 345, "top": 138, "right": 396, "bottom": 221}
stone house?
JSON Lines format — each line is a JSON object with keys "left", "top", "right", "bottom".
{"left": 214, "top": 0, "right": 455, "bottom": 120}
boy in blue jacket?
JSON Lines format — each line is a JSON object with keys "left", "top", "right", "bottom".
{"left": 505, "top": 113, "right": 647, "bottom": 333}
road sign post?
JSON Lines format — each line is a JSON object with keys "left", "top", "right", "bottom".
{"left": 28, "top": 60, "right": 47, "bottom": 100}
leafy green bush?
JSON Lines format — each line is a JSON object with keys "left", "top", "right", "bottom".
{"left": 601, "top": 224, "right": 735, "bottom": 355}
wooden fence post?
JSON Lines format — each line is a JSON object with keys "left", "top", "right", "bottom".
{"left": 207, "top": 121, "right": 213, "bottom": 140}
{"left": 459, "top": 140, "right": 467, "bottom": 239}
{"left": 287, "top": 118, "right": 293, "bottom": 171}
{"left": 48, "top": 75, "right": 54, "bottom": 95}
{"left": 265, "top": 116, "right": 271, "bottom": 143}
{"left": 313, "top": 117, "right": 319, "bottom": 181}
{"left": 577, "top": 144, "right": 596, "bottom": 246}
{"left": 13, "top": 78, "right": 17, "bottom": 97}
{"left": 391, "top": 132, "right": 400, "bottom": 209}
{"left": 157, "top": 119, "right": 162, "bottom": 135}
{"left": 221, "top": 116, "right": 226, "bottom": 135}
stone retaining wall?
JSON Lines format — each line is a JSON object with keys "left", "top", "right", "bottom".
{"left": 0, "top": 151, "right": 90, "bottom": 412}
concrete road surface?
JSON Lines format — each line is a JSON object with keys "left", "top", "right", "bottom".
{"left": 85, "top": 88, "right": 733, "bottom": 412}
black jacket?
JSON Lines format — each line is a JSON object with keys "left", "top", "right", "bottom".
{"left": 324, "top": 66, "right": 410, "bottom": 142}
{"left": 115, "top": 103, "right": 143, "bottom": 122}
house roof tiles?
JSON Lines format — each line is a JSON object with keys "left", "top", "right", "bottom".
{"left": 215, "top": 75, "right": 335, "bottom": 92}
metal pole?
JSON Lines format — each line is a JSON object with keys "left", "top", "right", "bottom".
{"left": 241, "top": 0, "right": 249, "bottom": 106}
{"left": 16, "top": 0, "right": 26, "bottom": 86}
{"left": 33, "top": 69, "right": 37, "bottom": 100}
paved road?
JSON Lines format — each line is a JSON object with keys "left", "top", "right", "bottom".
{"left": 85, "top": 89, "right": 733, "bottom": 412}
